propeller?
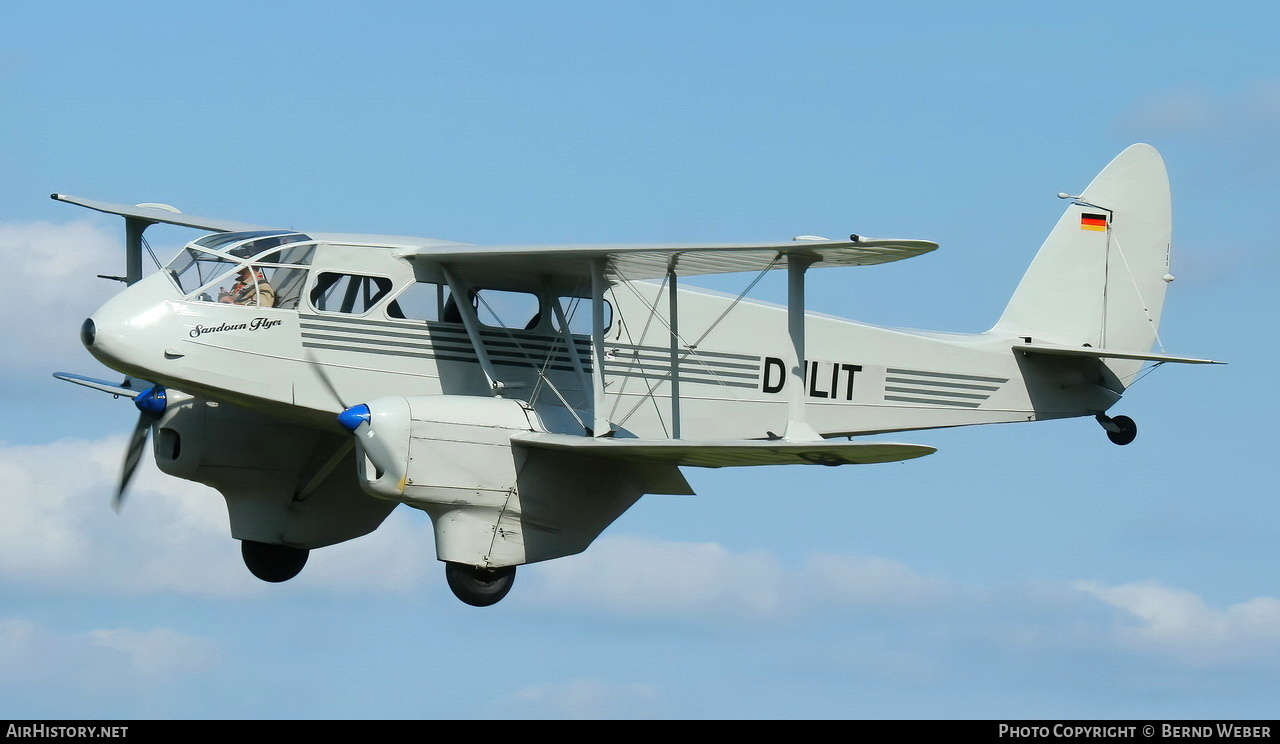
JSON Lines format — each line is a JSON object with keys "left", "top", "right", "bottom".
{"left": 336, "top": 400, "right": 408, "bottom": 490}
{"left": 115, "top": 385, "right": 166, "bottom": 511}
{"left": 309, "top": 350, "right": 405, "bottom": 491}
{"left": 337, "top": 403, "right": 397, "bottom": 481}
{"left": 307, "top": 347, "right": 397, "bottom": 479}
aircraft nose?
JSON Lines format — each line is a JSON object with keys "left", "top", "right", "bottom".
{"left": 82, "top": 310, "right": 124, "bottom": 367}
{"left": 80, "top": 272, "right": 182, "bottom": 374}
{"left": 82, "top": 305, "right": 152, "bottom": 376}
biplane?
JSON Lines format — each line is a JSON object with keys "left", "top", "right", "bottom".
{"left": 54, "top": 144, "right": 1220, "bottom": 606}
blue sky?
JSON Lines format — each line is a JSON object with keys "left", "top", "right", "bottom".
{"left": 2, "top": 1, "right": 1278, "bottom": 719}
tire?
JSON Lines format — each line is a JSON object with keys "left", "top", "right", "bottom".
{"left": 241, "top": 540, "right": 309, "bottom": 583}
{"left": 1106, "top": 415, "right": 1137, "bottom": 446}
{"left": 445, "top": 562, "right": 516, "bottom": 607}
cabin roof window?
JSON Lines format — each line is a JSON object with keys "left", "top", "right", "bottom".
{"left": 194, "top": 230, "right": 291, "bottom": 252}
{"left": 229, "top": 234, "right": 312, "bottom": 261}
{"left": 188, "top": 230, "right": 313, "bottom": 260}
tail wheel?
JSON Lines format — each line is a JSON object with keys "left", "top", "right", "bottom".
{"left": 241, "top": 540, "right": 309, "bottom": 583}
{"left": 445, "top": 562, "right": 516, "bottom": 607}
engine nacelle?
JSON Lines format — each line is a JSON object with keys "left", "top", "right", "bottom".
{"left": 349, "top": 395, "right": 541, "bottom": 567}
{"left": 150, "top": 391, "right": 396, "bottom": 549}
{"left": 351, "top": 395, "right": 538, "bottom": 506}
{"left": 349, "top": 395, "right": 689, "bottom": 568}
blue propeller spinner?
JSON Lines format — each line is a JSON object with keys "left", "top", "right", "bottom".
{"left": 336, "top": 404, "right": 371, "bottom": 433}
{"left": 132, "top": 385, "right": 167, "bottom": 416}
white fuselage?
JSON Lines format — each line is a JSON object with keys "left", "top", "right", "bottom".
{"left": 85, "top": 236, "right": 1116, "bottom": 443}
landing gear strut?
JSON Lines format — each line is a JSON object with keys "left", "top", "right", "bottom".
{"left": 241, "top": 540, "right": 309, "bottom": 582}
{"left": 445, "top": 562, "right": 517, "bottom": 607}
{"left": 1096, "top": 413, "right": 1138, "bottom": 446}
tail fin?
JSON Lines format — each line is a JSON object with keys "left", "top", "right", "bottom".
{"left": 996, "top": 144, "right": 1173, "bottom": 384}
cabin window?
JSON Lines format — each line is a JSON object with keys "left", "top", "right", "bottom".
{"left": 553, "top": 296, "right": 612, "bottom": 334}
{"left": 231, "top": 239, "right": 313, "bottom": 309}
{"left": 310, "top": 273, "right": 393, "bottom": 315}
{"left": 474, "top": 289, "right": 542, "bottom": 330}
{"left": 386, "top": 283, "right": 544, "bottom": 330}
{"left": 168, "top": 233, "right": 314, "bottom": 308}
{"left": 168, "top": 248, "right": 239, "bottom": 294}
{"left": 265, "top": 266, "right": 310, "bottom": 309}
{"left": 386, "top": 281, "right": 447, "bottom": 321}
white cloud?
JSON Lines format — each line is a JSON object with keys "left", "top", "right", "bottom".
{"left": 0, "top": 435, "right": 435, "bottom": 596}
{"left": 300, "top": 509, "right": 437, "bottom": 594}
{"left": 528, "top": 535, "right": 787, "bottom": 617}
{"left": 1076, "top": 580, "right": 1280, "bottom": 666}
{"left": 87, "top": 627, "right": 219, "bottom": 678}
{"left": 0, "top": 435, "right": 245, "bottom": 594}
{"left": 0, "top": 430, "right": 951, "bottom": 609}
{"left": 5, "top": 429, "right": 1273, "bottom": 684}
{"left": 0, "top": 219, "right": 122, "bottom": 372}
{"left": 0, "top": 617, "right": 217, "bottom": 685}
{"left": 526, "top": 535, "right": 952, "bottom": 619}
{"left": 803, "top": 552, "right": 953, "bottom": 608}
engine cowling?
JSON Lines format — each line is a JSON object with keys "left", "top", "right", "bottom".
{"left": 340, "top": 395, "right": 539, "bottom": 505}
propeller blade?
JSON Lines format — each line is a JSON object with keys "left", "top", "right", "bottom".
{"left": 304, "top": 349, "right": 348, "bottom": 409}
{"left": 113, "top": 385, "right": 167, "bottom": 512}
{"left": 115, "top": 412, "right": 151, "bottom": 512}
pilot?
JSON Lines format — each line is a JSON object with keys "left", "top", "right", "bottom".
{"left": 219, "top": 266, "right": 276, "bottom": 308}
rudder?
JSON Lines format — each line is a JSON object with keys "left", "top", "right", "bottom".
{"left": 996, "top": 144, "right": 1173, "bottom": 384}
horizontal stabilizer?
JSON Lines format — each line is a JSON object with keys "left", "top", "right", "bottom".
{"left": 1012, "top": 344, "right": 1224, "bottom": 365}
{"left": 52, "top": 194, "right": 277, "bottom": 234}
{"left": 53, "top": 372, "right": 151, "bottom": 398}
{"left": 512, "top": 432, "right": 936, "bottom": 468}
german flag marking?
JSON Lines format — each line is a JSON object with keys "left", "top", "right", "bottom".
{"left": 1080, "top": 213, "right": 1108, "bottom": 232}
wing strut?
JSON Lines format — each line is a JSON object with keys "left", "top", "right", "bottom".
{"left": 550, "top": 299, "right": 592, "bottom": 409}
{"left": 667, "top": 261, "right": 682, "bottom": 439}
{"left": 122, "top": 217, "right": 152, "bottom": 285}
{"left": 784, "top": 254, "right": 822, "bottom": 441}
{"left": 440, "top": 264, "right": 504, "bottom": 395}
{"left": 591, "top": 258, "right": 610, "bottom": 435}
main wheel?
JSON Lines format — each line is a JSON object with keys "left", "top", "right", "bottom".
{"left": 241, "top": 540, "right": 309, "bottom": 583}
{"left": 445, "top": 562, "right": 516, "bottom": 607}
{"left": 1106, "top": 415, "right": 1138, "bottom": 446}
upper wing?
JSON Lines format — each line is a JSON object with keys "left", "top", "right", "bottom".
{"left": 52, "top": 194, "right": 280, "bottom": 233}
{"left": 399, "top": 236, "right": 938, "bottom": 282}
